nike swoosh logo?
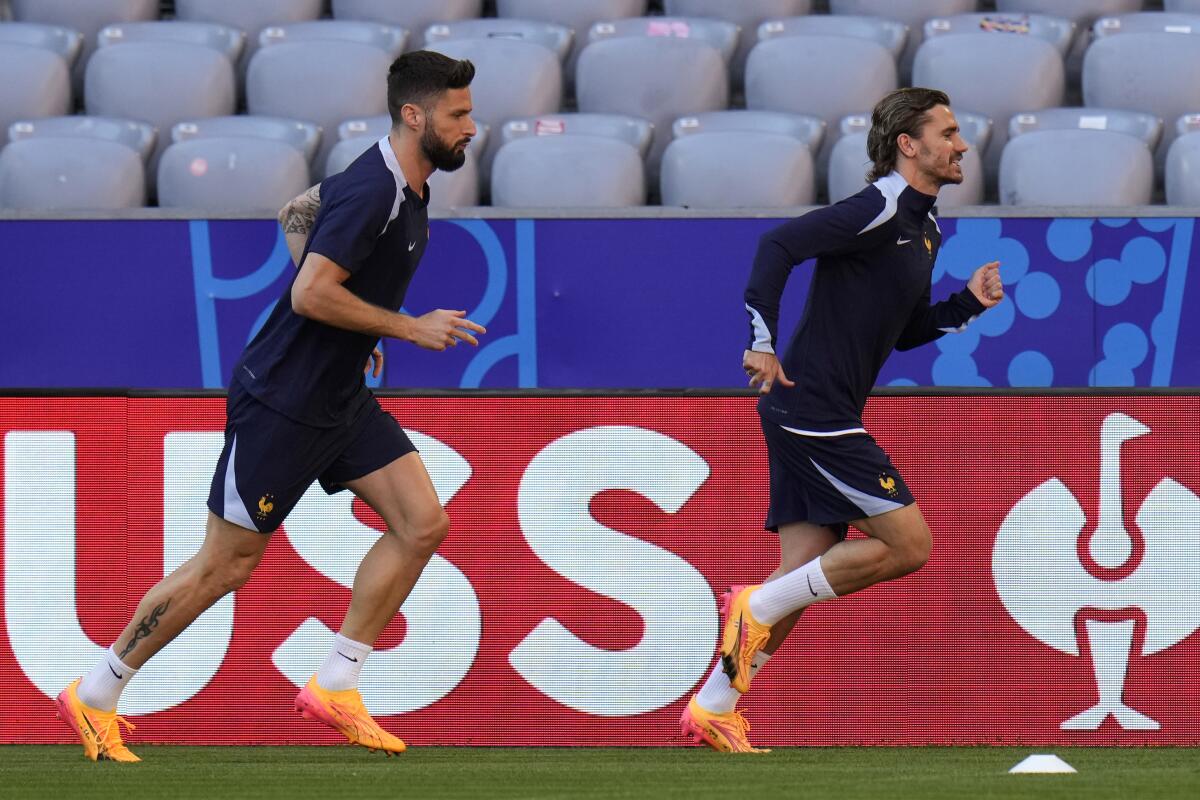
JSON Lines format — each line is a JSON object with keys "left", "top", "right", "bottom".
{"left": 807, "top": 575, "right": 817, "bottom": 597}
{"left": 109, "top": 663, "right": 124, "bottom": 680}
{"left": 897, "top": 238, "right": 912, "bottom": 245}
{"left": 337, "top": 652, "right": 359, "bottom": 663}
{"left": 408, "top": 241, "right": 416, "bottom": 251}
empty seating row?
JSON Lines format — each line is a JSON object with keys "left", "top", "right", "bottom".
{"left": 4, "top": 108, "right": 1198, "bottom": 210}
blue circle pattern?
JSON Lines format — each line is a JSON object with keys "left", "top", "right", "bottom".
{"left": 1008, "top": 351, "right": 1054, "bottom": 386}
{"left": 1014, "top": 271, "right": 1061, "bottom": 319}
{"left": 1085, "top": 236, "right": 1166, "bottom": 307}
{"left": 1045, "top": 219, "right": 1093, "bottom": 262}
{"left": 1090, "top": 323, "right": 1149, "bottom": 387}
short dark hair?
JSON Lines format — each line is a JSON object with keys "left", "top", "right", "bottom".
{"left": 387, "top": 50, "right": 475, "bottom": 125}
{"left": 865, "top": 87, "right": 951, "bottom": 182}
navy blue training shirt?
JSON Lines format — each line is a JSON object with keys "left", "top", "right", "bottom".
{"left": 745, "top": 171, "right": 986, "bottom": 432}
{"left": 235, "top": 137, "right": 430, "bottom": 427}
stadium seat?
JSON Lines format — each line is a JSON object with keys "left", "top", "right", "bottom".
{"left": 586, "top": 17, "right": 742, "bottom": 65}
{"left": 671, "top": 110, "right": 826, "bottom": 156}
{"left": 424, "top": 19, "right": 573, "bottom": 62}
{"left": 1166, "top": 0, "right": 1200, "bottom": 10}
{"left": 496, "top": 0, "right": 648, "bottom": 88}
{"left": 1082, "top": 26, "right": 1200, "bottom": 171}
{"left": 325, "top": 135, "right": 483, "bottom": 209}
{"left": 663, "top": 0, "right": 813, "bottom": 89}
{"left": 1009, "top": 107, "right": 1162, "bottom": 151}
{"left": 158, "top": 137, "right": 310, "bottom": 211}
{"left": 925, "top": 12, "right": 1076, "bottom": 55}
{"left": 86, "top": 42, "right": 236, "bottom": 171}
{"left": 332, "top": 0, "right": 483, "bottom": 46}
{"left": 491, "top": 135, "right": 645, "bottom": 207}
{"left": 8, "top": 115, "right": 155, "bottom": 164}
{"left": 500, "top": 113, "right": 653, "bottom": 158}
{"left": 913, "top": 32, "right": 1064, "bottom": 186}
{"left": 1165, "top": 130, "right": 1200, "bottom": 204}
{"left": 1093, "top": 11, "right": 1200, "bottom": 35}
{"left": 259, "top": 20, "right": 409, "bottom": 59}
{"left": 247, "top": 40, "right": 392, "bottom": 171}
{"left": 172, "top": 116, "right": 322, "bottom": 170}
{"left": 998, "top": 128, "right": 1153, "bottom": 205}
{"left": 826, "top": 112, "right": 987, "bottom": 206}
{"left": 98, "top": 21, "right": 245, "bottom": 65}
{"left": 174, "top": 0, "right": 323, "bottom": 93}
{"left": 9, "top": 0, "right": 158, "bottom": 97}
{"left": 0, "top": 44, "right": 71, "bottom": 141}
{"left": 745, "top": 35, "right": 896, "bottom": 181}
{"left": 577, "top": 35, "right": 727, "bottom": 189}
{"left": 1179, "top": 112, "right": 1200, "bottom": 136}
{"left": 0, "top": 137, "right": 145, "bottom": 209}
{"left": 829, "top": 0, "right": 979, "bottom": 81}
{"left": 0, "top": 22, "right": 83, "bottom": 67}
{"left": 757, "top": 15, "right": 908, "bottom": 60}
{"left": 996, "top": 0, "right": 1144, "bottom": 25}
{"left": 661, "top": 131, "right": 815, "bottom": 207}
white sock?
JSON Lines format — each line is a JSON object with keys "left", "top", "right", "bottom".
{"left": 749, "top": 556, "right": 837, "bottom": 625}
{"left": 77, "top": 646, "right": 137, "bottom": 711}
{"left": 695, "top": 651, "right": 773, "bottom": 714}
{"left": 316, "top": 633, "right": 371, "bottom": 691}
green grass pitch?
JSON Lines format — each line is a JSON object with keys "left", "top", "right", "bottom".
{"left": 2, "top": 746, "right": 1198, "bottom": 799}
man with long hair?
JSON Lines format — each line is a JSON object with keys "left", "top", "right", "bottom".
{"left": 682, "top": 88, "right": 1005, "bottom": 753}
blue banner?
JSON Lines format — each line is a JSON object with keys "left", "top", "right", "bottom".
{"left": 1, "top": 216, "right": 1196, "bottom": 388}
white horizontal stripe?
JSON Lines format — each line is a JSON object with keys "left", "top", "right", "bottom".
{"left": 781, "top": 425, "right": 867, "bottom": 438}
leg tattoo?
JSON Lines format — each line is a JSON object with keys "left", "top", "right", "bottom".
{"left": 118, "top": 599, "right": 172, "bottom": 660}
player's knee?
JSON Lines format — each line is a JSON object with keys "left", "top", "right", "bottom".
{"left": 403, "top": 508, "right": 450, "bottom": 556}
{"left": 198, "top": 552, "right": 259, "bottom": 597}
{"left": 893, "top": 527, "right": 932, "bottom": 577}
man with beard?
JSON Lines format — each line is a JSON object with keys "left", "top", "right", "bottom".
{"left": 681, "top": 88, "right": 1005, "bottom": 753}
{"left": 57, "top": 51, "right": 484, "bottom": 761}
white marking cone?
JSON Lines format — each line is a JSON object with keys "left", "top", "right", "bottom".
{"left": 1009, "top": 754, "right": 1077, "bottom": 774}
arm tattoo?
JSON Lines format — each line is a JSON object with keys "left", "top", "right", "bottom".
{"left": 117, "top": 599, "right": 171, "bottom": 659}
{"left": 281, "top": 184, "right": 321, "bottom": 236}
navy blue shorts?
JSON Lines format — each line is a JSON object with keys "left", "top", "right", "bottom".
{"left": 761, "top": 417, "right": 915, "bottom": 538}
{"left": 207, "top": 381, "right": 416, "bottom": 533}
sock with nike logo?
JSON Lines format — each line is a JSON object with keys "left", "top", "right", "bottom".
{"left": 316, "top": 633, "right": 372, "bottom": 691}
{"left": 748, "top": 556, "right": 837, "bottom": 625}
{"left": 696, "top": 651, "right": 772, "bottom": 713}
{"left": 78, "top": 646, "right": 137, "bottom": 711}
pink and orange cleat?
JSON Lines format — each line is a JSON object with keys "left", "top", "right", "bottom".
{"left": 680, "top": 697, "right": 770, "bottom": 754}
{"left": 719, "top": 584, "right": 772, "bottom": 693}
{"left": 294, "top": 675, "right": 407, "bottom": 755}
{"left": 56, "top": 679, "right": 140, "bottom": 762}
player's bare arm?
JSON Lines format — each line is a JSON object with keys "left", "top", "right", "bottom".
{"left": 278, "top": 183, "right": 322, "bottom": 266}
{"left": 967, "top": 260, "right": 1004, "bottom": 308}
{"left": 742, "top": 349, "right": 796, "bottom": 395}
{"left": 292, "top": 251, "right": 486, "bottom": 351}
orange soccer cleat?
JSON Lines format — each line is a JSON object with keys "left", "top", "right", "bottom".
{"left": 680, "top": 697, "right": 770, "bottom": 754}
{"left": 718, "top": 584, "right": 772, "bottom": 694}
{"left": 55, "top": 679, "right": 140, "bottom": 762}
{"left": 294, "top": 675, "right": 407, "bottom": 755}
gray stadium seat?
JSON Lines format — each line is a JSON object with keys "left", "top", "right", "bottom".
{"left": 1082, "top": 29, "right": 1200, "bottom": 171}
{"left": 0, "top": 22, "right": 82, "bottom": 67}
{"left": 587, "top": 17, "right": 742, "bottom": 65}
{"left": 1179, "top": 113, "right": 1200, "bottom": 136}
{"left": 501, "top": 113, "right": 653, "bottom": 158}
{"left": 491, "top": 135, "right": 645, "bottom": 207}
{"left": 98, "top": 21, "right": 245, "bottom": 64}
{"left": 577, "top": 36, "right": 727, "bottom": 187}
{"left": 333, "top": 0, "right": 482, "bottom": 46}
{"left": 998, "top": 128, "right": 1153, "bottom": 205}
{"left": 913, "top": 33, "right": 1064, "bottom": 185}
{"left": 324, "top": 136, "right": 483, "bottom": 209}
{"left": 0, "top": 44, "right": 71, "bottom": 141}
{"left": 10, "top": 0, "right": 158, "bottom": 97}
{"left": 1165, "top": 131, "right": 1200, "bottom": 204}
{"left": 174, "top": 0, "right": 323, "bottom": 92}
{"left": 661, "top": 131, "right": 815, "bottom": 207}
{"left": 496, "top": 0, "right": 648, "bottom": 88}
{"left": 1009, "top": 107, "right": 1162, "bottom": 151}
{"left": 664, "top": 1, "right": 813, "bottom": 89}
{"left": 925, "top": 12, "right": 1076, "bottom": 55}
{"left": 158, "top": 137, "right": 310, "bottom": 211}
{"left": 172, "top": 116, "right": 322, "bottom": 168}
{"left": 1166, "top": 0, "right": 1200, "bottom": 11}
{"left": 85, "top": 42, "right": 236, "bottom": 171}
{"left": 829, "top": 0, "right": 979, "bottom": 81}
{"left": 1093, "top": 11, "right": 1200, "bottom": 36}
{"left": 671, "top": 110, "right": 826, "bottom": 155}
{"left": 8, "top": 116, "right": 155, "bottom": 163}
{"left": 0, "top": 137, "right": 145, "bottom": 209}
{"left": 745, "top": 35, "right": 896, "bottom": 181}
{"left": 757, "top": 15, "right": 908, "bottom": 60}
{"left": 259, "top": 20, "right": 409, "bottom": 59}
{"left": 826, "top": 130, "right": 985, "bottom": 207}
{"left": 247, "top": 40, "right": 391, "bottom": 171}
{"left": 996, "top": 0, "right": 1144, "bottom": 25}
{"left": 424, "top": 19, "right": 573, "bottom": 62}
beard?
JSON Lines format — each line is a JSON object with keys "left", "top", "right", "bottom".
{"left": 421, "top": 125, "right": 468, "bottom": 172}
{"left": 919, "top": 144, "right": 963, "bottom": 187}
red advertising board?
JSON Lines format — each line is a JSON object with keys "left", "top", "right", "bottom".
{"left": 2, "top": 394, "right": 1198, "bottom": 746}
